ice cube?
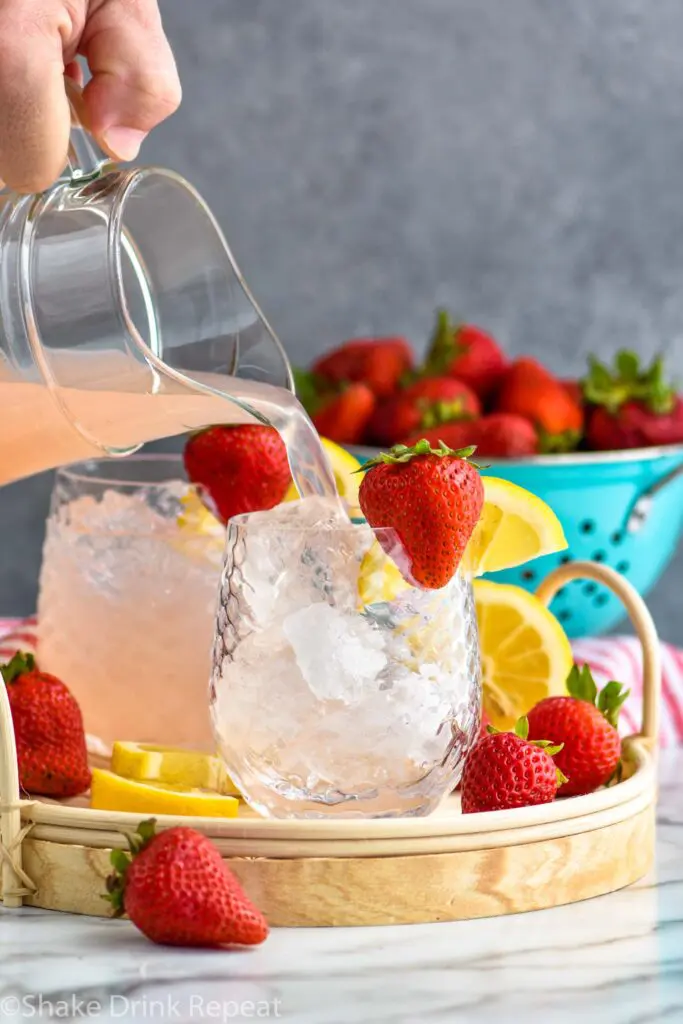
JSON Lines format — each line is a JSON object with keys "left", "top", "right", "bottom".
{"left": 283, "top": 603, "right": 387, "bottom": 704}
{"left": 229, "top": 496, "right": 374, "bottom": 624}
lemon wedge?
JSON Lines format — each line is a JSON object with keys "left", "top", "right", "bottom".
{"left": 171, "top": 488, "right": 225, "bottom": 564}
{"left": 283, "top": 438, "right": 362, "bottom": 515}
{"left": 358, "top": 541, "right": 410, "bottom": 606}
{"left": 464, "top": 477, "right": 567, "bottom": 577}
{"left": 90, "top": 769, "right": 240, "bottom": 818}
{"left": 473, "top": 579, "right": 572, "bottom": 731}
{"left": 111, "top": 742, "right": 240, "bottom": 797}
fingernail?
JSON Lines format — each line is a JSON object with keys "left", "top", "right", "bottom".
{"left": 102, "top": 127, "right": 148, "bottom": 162}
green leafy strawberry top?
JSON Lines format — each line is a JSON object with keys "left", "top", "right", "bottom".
{"left": 292, "top": 368, "right": 329, "bottom": 416}
{"left": 422, "top": 309, "right": 465, "bottom": 376}
{"left": 104, "top": 818, "right": 157, "bottom": 916}
{"left": 1, "top": 651, "right": 36, "bottom": 684}
{"left": 487, "top": 717, "right": 568, "bottom": 785}
{"left": 356, "top": 438, "right": 478, "bottom": 472}
{"left": 566, "top": 664, "right": 630, "bottom": 728}
{"left": 418, "top": 398, "right": 472, "bottom": 430}
{"left": 582, "top": 350, "right": 675, "bottom": 416}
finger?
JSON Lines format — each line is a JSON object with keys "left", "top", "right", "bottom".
{"left": 0, "top": 11, "right": 71, "bottom": 192}
{"left": 81, "top": 0, "right": 181, "bottom": 162}
{"left": 65, "top": 60, "right": 85, "bottom": 87}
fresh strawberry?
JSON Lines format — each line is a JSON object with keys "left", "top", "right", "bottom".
{"left": 367, "top": 376, "right": 480, "bottom": 446}
{"left": 495, "top": 358, "right": 583, "bottom": 452}
{"left": 403, "top": 413, "right": 538, "bottom": 457}
{"left": 106, "top": 820, "right": 269, "bottom": 948}
{"left": 461, "top": 717, "right": 566, "bottom": 813}
{"left": 583, "top": 351, "right": 683, "bottom": 450}
{"left": 587, "top": 399, "right": 683, "bottom": 451}
{"left": 312, "top": 337, "right": 413, "bottom": 398}
{"left": 562, "top": 379, "right": 584, "bottom": 407}
{"left": 422, "top": 310, "right": 508, "bottom": 399}
{"left": 358, "top": 438, "right": 484, "bottom": 589}
{"left": 183, "top": 425, "right": 291, "bottom": 525}
{"left": 527, "top": 664, "right": 627, "bottom": 797}
{"left": 311, "top": 382, "right": 377, "bottom": 445}
{"left": 1, "top": 652, "right": 90, "bottom": 798}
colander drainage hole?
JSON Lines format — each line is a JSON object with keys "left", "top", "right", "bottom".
{"left": 583, "top": 582, "right": 597, "bottom": 595}
{"left": 558, "top": 609, "right": 572, "bottom": 623}
{"left": 594, "top": 593, "right": 610, "bottom": 607}
{"left": 559, "top": 555, "right": 572, "bottom": 565}
{"left": 592, "top": 551, "right": 607, "bottom": 562}
{"left": 580, "top": 520, "right": 596, "bottom": 534}
{"left": 521, "top": 569, "right": 536, "bottom": 581}
{"left": 611, "top": 531, "right": 624, "bottom": 545}
{"left": 616, "top": 560, "right": 630, "bottom": 574}
{"left": 555, "top": 587, "right": 567, "bottom": 599}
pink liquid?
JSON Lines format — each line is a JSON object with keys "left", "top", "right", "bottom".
{"left": 3, "top": 354, "right": 339, "bottom": 751}
{"left": 0, "top": 354, "right": 336, "bottom": 498}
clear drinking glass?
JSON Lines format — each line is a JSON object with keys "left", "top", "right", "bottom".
{"left": 37, "top": 455, "right": 224, "bottom": 751}
{"left": 210, "top": 503, "right": 482, "bottom": 818}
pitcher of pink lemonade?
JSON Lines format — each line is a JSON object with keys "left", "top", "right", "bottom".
{"left": 1, "top": 84, "right": 339, "bottom": 753}
{"left": 0, "top": 84, "right": 334, "bottom": 501}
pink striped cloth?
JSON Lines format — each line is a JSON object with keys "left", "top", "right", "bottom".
{"left": 1, "top": 617, "right": 682, "bottom": 748}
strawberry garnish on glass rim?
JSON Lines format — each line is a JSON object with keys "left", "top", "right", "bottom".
{"left": 356, "top": 438, "right": 485, "bottom": 590}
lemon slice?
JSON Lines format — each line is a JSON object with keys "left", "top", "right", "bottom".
{"left": 283, "top": 438, "right": 362, "bottom": 515}
{"left": 90, "top": 769, "right": 240, "bottom": 818}
{"left": 111, "top": 742, "right": 240, "bottom": 797}
{"left": 172, "top": 489, "right": 225, "bottom": 563}
{"left": 473, "top": 579, "right": 572, "bottom": 731}
{"left": 464, "top": 477, "right": 567, "bottom": 576}
{"left": 358, "top": 541, "right": 411, "bottom": 606}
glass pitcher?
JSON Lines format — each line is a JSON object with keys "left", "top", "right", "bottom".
{"left": 0, "top": 84, "right": 333, "bottom": 498}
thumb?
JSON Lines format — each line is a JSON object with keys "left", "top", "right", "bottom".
{"left": 81, "top": 0, "right": 182, "bottom": 162}
{"left": 0, "top": 17, "right": 71, "bottom": 193}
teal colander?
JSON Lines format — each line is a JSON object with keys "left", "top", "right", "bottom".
{"left": 349, "top": 444, "right": 683, "bottom": 638}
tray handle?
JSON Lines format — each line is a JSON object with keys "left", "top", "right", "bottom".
{"left": 0, "top": 673, "right": 24, "bottom": 907}
{"left": 535, "top": 561, "right": 660, "bottom": 752}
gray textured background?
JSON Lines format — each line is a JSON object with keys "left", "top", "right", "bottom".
{"left": 3, "top": 0, "right": 683, "bottom": 638}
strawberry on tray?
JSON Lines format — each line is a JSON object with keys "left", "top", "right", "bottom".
{"left": 1, "top": 652, "right": 90, "bottom": 799}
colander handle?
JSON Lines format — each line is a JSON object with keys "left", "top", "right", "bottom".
{"left": 624, "top": 459, "right": 683, "bottom": 533}
{"left": 535, "top": 561, "right": 660, "bottom": 752}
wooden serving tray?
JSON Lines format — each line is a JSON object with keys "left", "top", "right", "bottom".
{"left": 0, "top": 562, "right": 660, "bottom": 926}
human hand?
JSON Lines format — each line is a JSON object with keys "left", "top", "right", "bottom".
{"left": 0, "top": 0, "right": 181, "bottom": 193}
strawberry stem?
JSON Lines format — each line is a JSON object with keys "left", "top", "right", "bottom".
{"left": 418, "top": 398, "right": 472, "bottom": 430}
{"left": 581, "top": 350, "right": 675, "bottom": 415}
{"left": 488, "top": 717, "right": 565, "bottom": 759}
{"left": 104, "top": 818, "right": 158, "bottom": 917}
{"left": 355, "top": 438, "right": 478, "bottom": 473}
{"left": 537, "top": 427, "right": 582, "bottom": 455}
{"left": 423, "top": 309, "right": 465, "bottom": 376}
{"left": 0, "top": 651, "right": 36, "bottom": 685}
{"left": 566, "top": 664, "right": 629, "bottom": 728}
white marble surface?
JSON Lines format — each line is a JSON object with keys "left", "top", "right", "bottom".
{"left": 1, "top": 752, "right": 681, "bottom": 1024}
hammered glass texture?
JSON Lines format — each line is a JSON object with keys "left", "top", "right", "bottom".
{"left": 210, "top": 514, "right": 482, "bottom": 819}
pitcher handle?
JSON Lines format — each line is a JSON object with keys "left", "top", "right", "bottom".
{"left": 64, "top": 78, "right": 112, "bottom": 183}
